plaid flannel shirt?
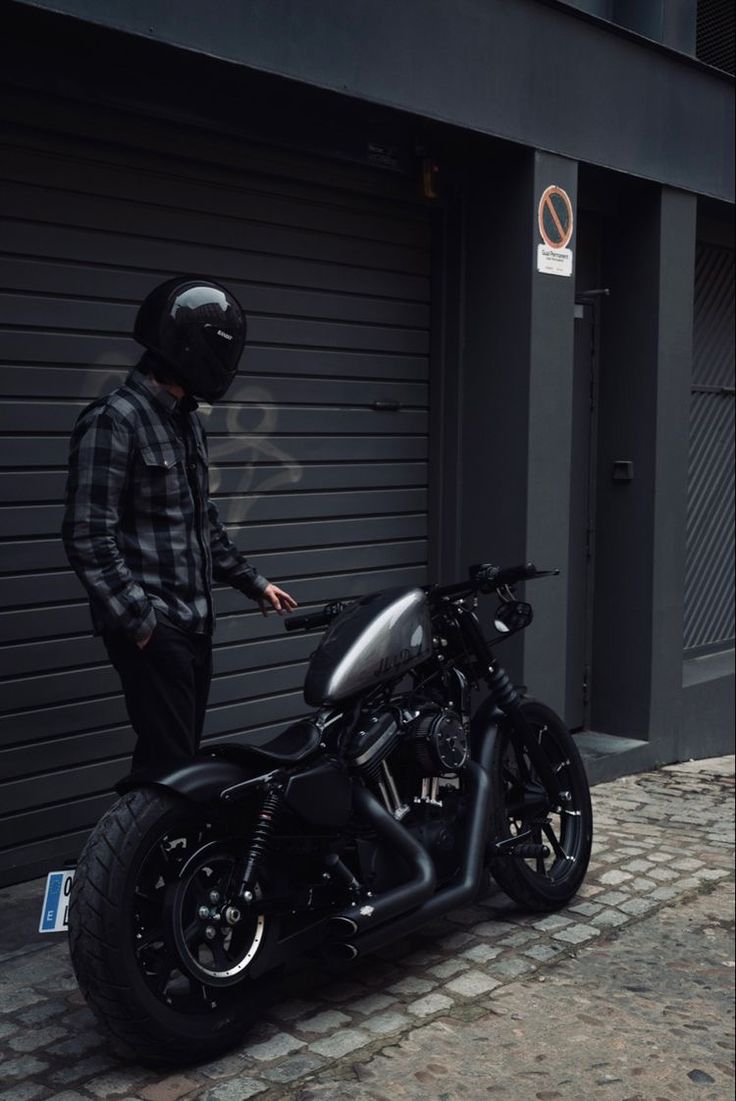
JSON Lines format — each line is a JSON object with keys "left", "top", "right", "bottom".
{"left": 62, "top": 370, "right": 268, "bottom": 641}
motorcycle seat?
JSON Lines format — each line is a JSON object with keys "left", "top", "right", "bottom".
{"left": 211, "top": 719, "right": 322, "bottom": 765}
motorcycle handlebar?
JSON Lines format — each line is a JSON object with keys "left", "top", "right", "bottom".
{"left": 283, "top": 564, "right": 559, "bottom": 632}
{"left": 283, "top": 600, "right": 350, "bottom": 633}
{"left": 284, "top": 610, "right": 332, "bottom": 632}
{"left": 432, "top": 563, "right": 559, "bottom": 600}
{"left": 474, "top": 562, "right": 559, "bottom": 589}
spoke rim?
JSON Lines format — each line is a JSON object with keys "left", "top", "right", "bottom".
{"left": 500, "top": 722, "right": 585, "bottom": 884}
{"left": 172, "top": 849, "right": 267, "bottom": 986}
{"left": 131, "top": 819, "right": 265, "bottom": 1012}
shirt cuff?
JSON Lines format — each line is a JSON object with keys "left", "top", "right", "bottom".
{"left": 233, "top": 573, "right": 270, "bottom": 600}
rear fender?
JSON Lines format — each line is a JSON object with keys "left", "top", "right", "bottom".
{"left": 115, "top": 756, "right": 273, "bottom": 806}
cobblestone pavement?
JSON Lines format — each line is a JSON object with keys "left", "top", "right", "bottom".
{"left": 0, "top": 756, "right": 733, "bottom": 1101}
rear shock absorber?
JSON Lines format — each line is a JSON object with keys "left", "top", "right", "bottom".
{"left": 237, "top": 786, "right": 283, "bottom": 901}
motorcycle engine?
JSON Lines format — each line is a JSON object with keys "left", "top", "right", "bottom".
{"left": 345, "top": 708, "right": 403, "bottom": 781}
{"left": 408, "top": 706, "right": 468, "bottom": 776}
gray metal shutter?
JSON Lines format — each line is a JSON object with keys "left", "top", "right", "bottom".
{"left": 683, "top": 242, "right": 735, "bottom": 653}
{"left": 696, "top": 0, "right": 735, "bottom": 75}
{"left": 0, "top": 94, "right": 431, "bottom": 884}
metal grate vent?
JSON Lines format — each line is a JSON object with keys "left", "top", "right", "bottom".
{"left": 684, "top": 243, "right": 735, "bottom": 653}
{"left": 696, "top": 0, "right": 735, "bottom": 74}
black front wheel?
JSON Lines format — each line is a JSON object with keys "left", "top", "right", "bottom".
{"left": 487, "top": 699, "right": 593, "bottom": 911}
{"left": 69, "top": 788, "right": 278, "bottom": 1065}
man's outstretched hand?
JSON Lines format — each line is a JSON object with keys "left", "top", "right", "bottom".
{"left": 259, "top": 583, "right": 298, "bottom": 617}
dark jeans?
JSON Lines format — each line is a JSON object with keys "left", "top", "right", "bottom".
{"left": 103, "top": 621, "right": 213, "bottom": 772}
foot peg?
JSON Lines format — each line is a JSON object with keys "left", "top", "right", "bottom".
{"left": 490, "top": 842, "right": 550, "bottom": 858}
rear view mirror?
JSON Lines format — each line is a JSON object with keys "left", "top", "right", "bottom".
{"left": 493, "top": 601, "right": 533, "bottom": 634}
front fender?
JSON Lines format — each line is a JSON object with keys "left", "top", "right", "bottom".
{"left": 115, "top": 754, "right": 270, "bottom": 805}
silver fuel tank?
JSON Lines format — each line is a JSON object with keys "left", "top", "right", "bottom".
{"left": 303, "top": 587, "right": 433, "bottom": 707}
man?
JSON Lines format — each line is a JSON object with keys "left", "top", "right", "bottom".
{"left": 62, "top": 276, "right": 297, "bottom": 773}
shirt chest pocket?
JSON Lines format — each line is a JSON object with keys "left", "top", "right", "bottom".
{"left": 140, "top": 442, "right": 183, "bottom": 471}
{"left": 138, "top": 443, "right": 186, "bottom": 502}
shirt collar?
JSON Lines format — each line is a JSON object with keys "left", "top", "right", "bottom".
{"left": 127, "top": 370, "right": 198, "bottom": 415}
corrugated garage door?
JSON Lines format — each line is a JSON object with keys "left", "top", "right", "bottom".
{"left": 0, "top": 92, "right": 431, "bottom": 884}
{"left": 684, "top": 242, "right": 735, "bottom": 653}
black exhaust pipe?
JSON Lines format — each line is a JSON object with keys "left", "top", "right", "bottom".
{"left": 326, "top": 784, "right": 436, "bottom": 937}
{"left": 332, "top": 717, "right": 497, "bottom": 958}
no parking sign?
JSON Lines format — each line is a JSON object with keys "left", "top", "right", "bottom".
{"left": 537, "top": 185, "right": 574, "bottom": 277}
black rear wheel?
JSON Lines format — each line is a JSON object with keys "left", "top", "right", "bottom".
{"left": 487, "top": 699, "right": 592, "bottom": 911}
{"left": 69, "top": 788, "right": 277, "bottom": 1065}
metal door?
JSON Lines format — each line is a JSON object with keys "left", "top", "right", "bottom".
{"left": 683, "top": 242, "right": 735, "bottom": 653}
{"left": 0, "top": 89, "right": 431, "bottom": 884}
{"left": 566, "top": 297, "right": 600, "bottom": 729}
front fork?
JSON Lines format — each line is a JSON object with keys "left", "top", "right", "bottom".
{"left": 455, "top": 605, "right": 566, "bottom": 808}
{"left": 484, "top": 663, "right": 567, "bottom": 808}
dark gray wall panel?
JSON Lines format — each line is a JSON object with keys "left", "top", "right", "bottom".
{"left": 0, "top": 93, "right": 431, "bottom": 883}
{"left": 592, "top": 187, "right": 698, "bottom": 742}
{"left": 14, "top": 0, "right": 734, "bottom": 199}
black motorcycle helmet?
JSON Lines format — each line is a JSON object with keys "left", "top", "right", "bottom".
{"left": 134, "top": 276, "right": 246, "bottom": 402}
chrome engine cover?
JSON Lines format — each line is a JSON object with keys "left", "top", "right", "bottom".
{"left": 410, "top": 707, "right": 468, "bottom": 776}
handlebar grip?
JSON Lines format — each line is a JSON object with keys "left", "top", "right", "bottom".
{"left": 284, "top": 611, "right": 331, "bottom": 632}
{"left": 494, "top": 562, "right": 541, "bottom": 587}
{"left": 470, "top": 562, "right": 557, "bottom": 592}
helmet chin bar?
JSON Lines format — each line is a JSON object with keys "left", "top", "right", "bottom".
{"left": 140, "top": 353, "right": 231, "bottom": 406}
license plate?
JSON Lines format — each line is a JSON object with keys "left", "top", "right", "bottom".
{"left": 39, "top": 870, "right": 75, "bottom": 933}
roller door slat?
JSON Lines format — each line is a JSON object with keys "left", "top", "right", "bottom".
{"left": 0, "top": 807, "right": 113, "bottom": 872}
{"left": 0, "top": 540, "right": 426, "bottom": 609}
{"left": 1, "top": 489, "right": 425, "bottom": 541}
{"left": 0, "top": 628, "right": 314, "bottom": 682}
{"left": 0, "top": 564, "right": 428, "bottom": 645}
{"left": 0, "top": 463, "right": 428, "bottom": 506}
{"left": 0, "top": 514, "right": 427, "bottom": 574}
{"left": 0, "top": 434, "right": 427, "bottom": 468}
{"left": 0, "top": 144, "right": 430, "bottom": 248}
{"left": 0, "top": 400, "right": 428, "bottom": 436}
{"left": 1, "top": 221, "right": 430, "bottom": 302}
{"left": 0, "top": 257, "right": 431, "bottom": 328}
{"left": 0, "top": 295, "right": 429, "bottom": 355}
{"left": 0, "top": 331, "right": 428, "bottom": 381}
{"left": 0, "top": 181, "right": 428, "bottom": 276}
{"left": 0, "top": 368, "right": 428, "bottom": 409}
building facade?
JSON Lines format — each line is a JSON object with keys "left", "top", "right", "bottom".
{"left": 0, "top": 0, "right": 733, "bottom": 885}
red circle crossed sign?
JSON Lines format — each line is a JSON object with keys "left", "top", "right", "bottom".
{"left": 538, "top": 186, "right": 574, "bottom": 250}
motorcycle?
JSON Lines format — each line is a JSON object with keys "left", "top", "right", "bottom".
{"left": 68, "top": 562, "right": 593, "bottom": 1064}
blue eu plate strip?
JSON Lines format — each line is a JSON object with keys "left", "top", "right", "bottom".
{"left": 41, "top": 872, "right": 64, "bottom": 932}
